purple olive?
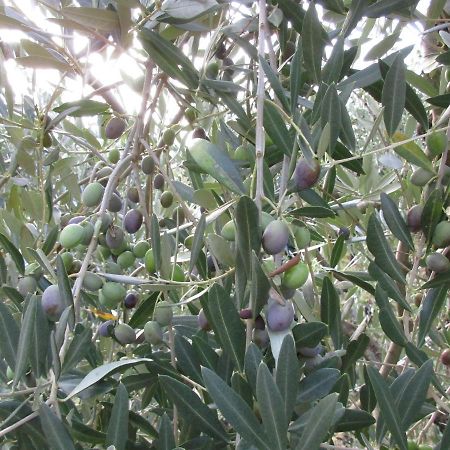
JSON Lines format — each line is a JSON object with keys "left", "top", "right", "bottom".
{"left": 127, "top": 187, "right": 140, "bottom": 204}
{"left": 42, "top": 285, "right": 64, "bottom": 320}
{"left": 107, "top": 193, "right": 123, "bottom": 213}
{"left": 124, "top": 209, "right": 143, "bottom": 234}
{"left": 294, "top": 158, "right": 321, "bottom": 190}
{"left": 262, "top": 220, "right": 289, "bottom": 255}
{"left": 198, "top": 308, "right": 210, "bottom": 331}
{"left": 98, "top": 320, "right": 114, "bottom": 337}
{"left": 124, "top": 292, "right": 139, "bottom": 309}
{"left": 106, "top": 225, "right": 125, "bottom": 249}
{"left": 153, "top": 173, "right": 164, "bottom": 190}
{"left": 105, "top": 117, "right": 126, "bottom": 139}
{"left": 266, "top": 300, "right": 294, "bottom": 332}
{"left": 407, "top": 205, "right": 423, "bottom": 233}
{"left": 239, "top": 308, "right": 253, "bottom": 319}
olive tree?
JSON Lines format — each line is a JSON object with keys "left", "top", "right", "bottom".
{"left": 0, "top": 0, "right": 449, "bottom": 449}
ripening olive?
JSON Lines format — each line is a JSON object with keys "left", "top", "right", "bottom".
{"left": 154, "top": 301, "right": 173, "bottom": 326}
{"left": 192, "top": 127, "right": 208, "bottom": 140}
{"left": 432, "top": 221, "right": 450, "bottom": 248}
{"left": 124, "top": 292, "right": 139, "bottom": 309}
{"left": 98, "top": 320, "right": 114, "bottom": 337}
{"left": 105, "top": 117, "right": 126, "bottom": 140}
{"left": 153, "top": 173, "right": 165, "bottom": 190}
{"left": 127, "top": 187, "right": 140, "bottom": 204}
{"left": 262, "top": 220, "right": 289, "bottom": 255}
{"left": 141, "top": 155, "right": 155, "bottom": 175}
{"left": 60, "top": 224, "right": 85, "bottom": 249}
{"left": 410, "top": 168, "right": 434, "bottom": 186}
{"left": 114, "top": 323, "right": 136, "bottom": 345}
{"left": 425, "top": 252, "right": 450, "bottom": 273}
{"left": 107, "top": 192, "right": 123, "bottom": 213}
{"left": 406, "top": 205, "right": 423, "bottom": 233}
{"left": 124, "top": 209, "right": 143, "bottom": 234}
{"left": 106, "top": 225, "right": 125, "bottom": 249}
{"left": 17, "top": 276, "right": 37, "bottom": 297}
{"left": 294, "top": 158, "right": 321, "bottom": 190}
{"left": 440, "top": 348, "right": 450, "bottom": 366}
{"left": 81, "top": 182, "right": 104, "bottom": 208}
{"left": 253, "top": 328, "right": 269, "bottom": 348}
{"left": 239, "top": 308, "right": 252, "bottom": 319}
{"left": 42, "top": 285, "right": 64, "bottom": 320}
{"left": 266, "top": 300, "right": 294, "bottom": 332}
{"left": 172, "top": 206, "right": 185, "bottom": 224}
{"left": 160, "top": 191, "right": 173, "bottom": 208}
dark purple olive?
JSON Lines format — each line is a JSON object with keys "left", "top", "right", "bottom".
{"left": 98, "top": 320, "right": 114, "bottom": 337}
{"left": 198, "top": 308, "right": 210, "bottom": 331}
{"left": 153, "top": 173, "right": 164, "bottom": 190}
{"left": 127, "top": 187, "right": 140, "bottom": 204}
{"left": 294, "top": 158, "right": 321, "bottom": 190}
{"left": 407, "top": 205, "right": 423, "bottom": 233}
{"left": 192, "top": 127, "right": 209, "bottom": 140}
{"left": 106, "top": 225, "right": 125, "bottom": 249}
{"left": 124, "top": 209, "right": 143, "bottom": 234}
{"left": 338, "top": 227, "right": 350, "bottom": 240}
{"left": 42, "top": 285, "right": 64, "bottom": 320}
{"left": 262, "top": 220, "right": 289, "bottom": 255}
{"left": 124, "top": 291, "right": 139, "bottom": 309}
{"left": 298, "top": 344, "right": 323, "bottom": 358}
{"left": 254, "top": 315, "right": 265, "bottom": 330}
{"left": 105, "top": 117, "right": 126, "bottom": 139}
{"left": 266, "top": 300, "right": 294, "bottom": 332}
{"left": 239, "top": 308, "right": 253, "bottom": 319}
{"left": 107, "top": 193, "right": 123, "bottom": 213}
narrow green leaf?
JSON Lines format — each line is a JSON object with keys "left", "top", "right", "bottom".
{"left": 297, "top": 368, "right": 340, "bottom": 403}
{"left": 159, "top": 375, "right": 229, "bottom": 442}
{"left": 366, "top": 0, "right": 417, "bottom": 17}
{"left": 62, "top": 325, "right": 92, "bottom": 373}
{"left": 260, "top": 57, "right": 290, "bottom": 113}
{"left": 189, "top": 214, "right": 206, "bottom": 273}
{"left": 302, "top": 1, "right": 326, "bottom": 84}
{"left": 56, "top": 255, "right": 74, "bottom": 321}
{"left": 244, "top": 343, "right": 263, "bottom": 394}
{"left": 339, "top": 97, "right": 356, "bottom": 151}
{"left": 106, "top": 383, "right": 129, "bottom": 450}
{"left": 276, "top": 335, "right": 299, "bottom": 424}
{"left": 321, "top": 83, "right": 341, "bottom": 153}
{"left": 157, "top": 414, "right": 175, "bottom": 450}
{"left": 366, "top": 366, "right": 408, "bottom": 450}
{"left": 263, "top": 100, "right": 294, "bottom": 156}
{"left": 290, "top": 38, "right": 303, "bottom": 111}
{"left": 296, "top": 393, "right": 339, "bottom": 450}
{"left": 151, "top": 214, "right": 161, "bottom": 273}
{"left": 42, "top": 226, "right": 58, "bottom": 255}
{"left": 202, "top": 367, "right": 270, "bottom": 449}
{"left": 341, "top": 334, "right": 370, "bottom": 374}
{"left": 436, "top": 414, "right": 450, "bottom": 450}
{"left": 207, "top": 283, "right": 246, "bottom": 372}
{"left": 192, "top": 335, "right": 219, "bottom": 371}
{"left": 174, "top": 334, "right": 203, "bottom": 384}
{"left": 320, "top": 277, "right": 342, "bottom": 349}
{"left": 53, "top": 99, "right": 109, "bottom": 117}
{"left": 291, "top": 206, "right": 335, "bottom": 218}
{"left": 322, "top": 36, "right": 344, "bottom": 85}
{"left": 277, "top": 0, "right": 305, "bottom": 33}
{"left": 292, "top": 322, "right": 328, "bottom": 348}
{"left": 330, "top": 235, "right": 346, "bottom": 268}
{"left": 381, "top": 54, "right": 406, "bottom": 136}
{"left": 29, "top": 295, "right": 49, "bottom": 378}
{"left": 335, "top": 409, "right": 376, "bottom": 432}
{"left": 391, "top": 132, "right": 434, "bottom": 172}
{"left": 418, "top": 286, "right": 448, "bottom": 347}
{"left": 421, "top": 269, "right": 450, "bottom": 289}
{"left": 421, "top": 188, "right": 444, "bottom": 249}
{"left": 367, "top": 213, "right": 406, "bottom": 284}
{"left": 251, "top": 251, "right": 270, "bottom": 318}
{"left": 0, "top": 232, "right": 25, "bottom": 274}
{"left": 380, "top": 193, "right": 414, "bottom": 251}
{"left": 39, "top": 403, "right": 75, "bottom": 450}
{"left": 341, "top": 0, "right": 368, "bottom": 37}
{"left": 0, "top": 301, "right": 20, "bottom": 370}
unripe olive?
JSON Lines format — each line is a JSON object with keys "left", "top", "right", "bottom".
{"left": 42, "top": 285, "right": 64, "bottom": 320}
{"left": 101, "top": 282, "right": 126, "bottom": 308}
{"left": 432, "top": 221, "right": 450, "bottom": 248}
{"left": 205, "top": 61, "right": 220, "bottom": 79}
{"left": 221, "top": 220, "right": 236, "bottom": 241}
{"left": 198, "top": 308, "right": 210, "bottom": 331}
{"left": 144, "top": 249, "right": 155, "bottom": 273}
{"left": 133, "top": 240, "right": 150, "bottom": 258}
{"left": 192, "top": 127, "right": 208, "bottom": 140}
{"left": 127, "top": 187, "right": 140, "bottom": 204}
{"left": 234, "top": 145, "right": 249, "bottom": 161}
{"left": 163, "top": 128, "right": 176, "bottom": 146}
{"left": 105, "top": 261, "right": 122, "bottom": 275}
{"left": 282, "top": 262, "right": 309, "bottom": 289}
{"left": 124, "top": 209, "right": 143, "bottom": 234}
{"left": 294, "top": 158, "right": 321, "bottom": 190}
{"left": 96, "top": 167, "right": 113, "bottom": 187}
{"left": 60, "top": 224, "right": 85, "bottom": 249}
{"left": 71, "top": 260, "right": 82, "bottom": 273}
{"left": 114, "top": 323, "right": 136, "bottom": 345}
{"left": 266, "top": 300, "right": 294, "bottom": 332}
{"left": 407, "top": 205, "right": 423, "bottom": 233}
{"left": 262, "top": 220, "right": 289, "bottom": 255}
{"left": 410, "top": 168, "right": 434, "bottom": 186}
{"left": 141, "top": 155, "right": 155, "bottom": 175}
{"left": 184, "top": 234, "right": 194, "bottom": 249}
{"left": 153, "top": 173, "right": 165, "bottom": 190}
{"left": 18, "top": 276, "right": 37, "bottom": 297}
{"left": 160, "top": 191, "right": 173, "bottom": 208}
{"left": 107, "top": 193, "right": 123, "bottom": 213}
{"left": 185, "top": 107, "right": 197, "bottom": 123}
{"left": 117, "top": 251, "right": 135, "bottom": 269}
{"left": 108, "top": 148, "right": 120, "bottom": 164}
{"left": 124, "top": 292, "right": 139, "bottom": 309}
{"left": 294, "top": 226, "right": 311, "bottom": 249}
{"left": 425, "top": 252, "right": 450, "bottom": 273}
{"left": 170, "top": 264, "right": 185, "bottom": 282}
{"left": 154, "top": 301, "right": 173, "bottom": 326}
{"left": 440, "top": 348, "right": 450, "bottom": 366}
{"left": 83, "top": 272, "right": 104, "bottom": 291}
{"left": 60, "top": 252, "right": 74, "bottom": 272}
{"left": 106, "top": 225, "right": 125, "bottom": 249}
{"left": 105, "top": 117, "right": 126, "bottom": 139}
{"left": 144, "top": 320, "right": 163, "bottom": 344}
{"left": 81, "top": 221, "right": 94, "bottom": 245}
{"left": 98, "top": 320, "right": 114, "bottom": 337}
{"left": 43, "top": 132, "right": 52, "bottom": 148}
{"left": 172, "top": 206, "right": 185, "bottom": 224}
{"left": 6, "top": 366, "right": 14, "bottom": 380}
{"left": 81, "top": 182, "right": 104, "bottom": 208}
{"left": 426, "top": 131, "right": 447, "bottom": 157}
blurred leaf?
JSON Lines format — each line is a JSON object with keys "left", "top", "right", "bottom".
{"left": 276, "top": 0, "right": 305, "bottom": 33}
{"left": 365, "top": 32, "right": 401, "bottom": 61}
{"left": 365, "top": 0, "right": 418, "bottom": 18}
{"left": 296, "top": 393, "right": 339, "bottom": 450}
{"left": 367, "top": 213, "right": 406, "bottom": 284}
{"left": 53, "top": 100, "right": 110, "bottom": 117}
{"left": 426, "top": 93, "right": 450, "bottom": 108}
{"left": 39, "top": 403, "right": 75, "bottom": 450}
{"left": 297, "top": 368, "right": 340, "bottom": 403}
{"left": 264, "top": 100, "right": 294, "bottom": 156}
{"left": 341, "top": 334, "right": 370, "bottom": 373}
{"left": 106, "top": 383, "right": 128, "bottom": 450}
{"left": 151, "top": 214, "right": 161, "bottom": 273}
{"left": 0, "top": 300, "right": 20, "bottom": 370}
{"left": 60, "top": 6, "right": 119, "bottom": 32}
{"left": 56, "top": 255, "right": 74, "bottom": 322}
{"left": 339, "top": 97, "right": 356, "bottom": 151}
{"left": 157, "top": 413, "right": 175, "bottom": 450}
{"left": 0, "top": 231, "right": 25, "bottom": 274}
{"left": 276, "top": 335, "right": 299, "bottom": 424}
{"left": 421, "top": 188, "right": 444, "bottom": 249}
{"left": 206, "top": 233, "right": 234, "bottom": 267}
{"left": 366, "top": 366, "right": 408, "bottom": 450}
{"left": 320, "top": 277, "right": 342, "bottom": 349}
{"left": 341, "top": 0, "right": 368, "bottom": 37}
{"left": 192, "top": 334, "right": 219, "bottom": 371}
{"left": 292, "top": 322, "right": 328, "bottom": 348}
{"left": 322, "top": 36, "right": 344, "bottom": 85}
{"left": 330, "top": 235, "right": 346, "bottom": 268}
{"left": 380, "top": 193, "right": 414, "bottom": 250}
{"left": 42, "top": 225, "right": 58, "bottom": 255}
{"left": 418, "top": 286, "right": 447, "bottom": 347}
{"left": 160, "top": 375, "right": 229, "bottom": 441}
{"left": 436, "top": 416, "right": 450, "bottom": 450}
{"left": 421, "top": 269, "right": 450, "bottom": 289}
{"left": 202, "top": 367, "right": 270, "bottom": 449}
{"left": 256, "top": 363, "right": 287, "bottom": 450}
{"left": 260, "top": 57, "right": 290, "bottom": 113}
{"left": 62, "top": 325, "right": 92, "bottom": 373}
{"left": 291, "top": 206, "right": 335, "bottom": 218}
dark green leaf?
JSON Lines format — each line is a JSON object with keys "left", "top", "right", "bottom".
{"left": 380, "top": 193, "right": 414, "bottom": 251}
{"left": 436, "top": 414, "right": 450, "bottom": 450}
{"left": 367, "top": 213, "right": 406, "bottom": 284}
{"left": 330, "top": 235, "right": 346, "bottom": 268}
{"left": 174, "top": 334, "right": 203, "bottom": 384}
{"left": 192, "top": 334, "right": 219, "bottom": 371}
{"left": 62, "top": 325, "right": 92, "bottom": 373}
{"left": 341, "top": 0, "right": 368, "bottom": 37}
{"left": 321, "top": 83, "right": 341, "bottom": 153}
{"left": 366, "top": 366, "right": 408, "bottom": 450}
{"left": 260, "top": 57, "right": 290, "bottom": 113}
{"left": 157, "top": 414, "right": 175, "bottom": 450}
{"left": 292, "top": 322, "right": 328, "bottom": 348}
{"left": 418, "top": 286, "right": 447, "bottom": 346}
{"left": 333, "top": 142, "right": 364, "bottom": 174}
{"left": 291, "top": 206, "right": 335, "bottom": 218}
{"left": 421, "top": 269, "right": 450, "bottom": 289}
{"left": 251, "top": 251, "right": 270, "bottom": 318}
{"left": 323, "top": 37, "right": 344, "bottom": 85}
{"left": 129, "top": 293, "right": 158, "bottom": 328}
{"left": 202, "top": 367, "right": 270, "bottom": 449}
{"left": 263, "top": 100, "right": 294, "bottom": 156}
{"left": 331, "top": 269, "right": 375, "bottom": 294}
{"left": 0, "top": 232, "right": 25, "bottom": 274}
{"left": 421, "top": 188, "right": 444, "bottom": 249}
{"left": 0, "top": 301, "right": 20, "bottom": 370}
{"left": 297, "top": 368, "right": 340, "bottom": 403}
{"left": 160, "top": 375, "right": 229, "bottom": 442}
{"left": 244, "top": 343, "right": 263, "bottom": 394}
{"left": 106, "top": 383, "right": 128, "bottom": 450}
{"left": 56, "top": 255, "right": 74, "bottom": 321}
{"left": 335, "top": 409, "right": 375, "bottom": 432}
{"left": 341, "top": 334, "right": 370, "bottom": 373}
{"left": 365, "top": 0, "right": 418, "bottom": 18}
{"left": 39, "top": 403, "right": 75, "bottom": 450}
{"left": 426, "top": 93, "right": 450, "bottom": 108}
{"left": 320, "top": 277, "right": 342, "bottom": 349}
{"left": 189, "top": 214, "right": 206, "bottom": 273}
{"left": 42, "top": 226, "right": 58, "bottom": 255}
{"left": 339, "top": 97, "right": 356, "bottom": 151}
{"left": 53, "top": 100, "right": 109, "bottom": 117}
{"left": 290, "top": 38, "right": 303, "bottom": 111}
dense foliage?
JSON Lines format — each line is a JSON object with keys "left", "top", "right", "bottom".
{"left": 0, "top": 0, "right": 449, "bottom": 449}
